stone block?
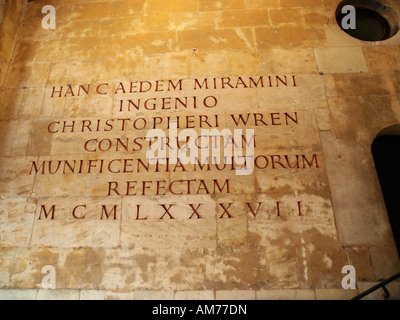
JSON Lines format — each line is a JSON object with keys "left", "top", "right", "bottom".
{"left": 109, "top": 0, "right": 144, "bottom": 17}
{"left": 0, "top": 248, "right": 16, "bottom": 287}
{"left": 199, "top": 0, "right": 245, "bottom": 11}
{"left": 0, "top": 120, "right": 32, "bottom": 156}
{"left": 245, "top": 0, "right": 282, "bottom": 9}
{"left": 36, "top": 289, "right": 80, "bottom": 300}
{"left": 209, "top": 246, "right": 299, "bottom": 290}
{"left": 121, "top": 195, "right": 218, "bottom": 249}
{"left": 178, "top": 28, "right": 255, "bottom": 52}
{"left": 5, "top": 63, "right": 51, "bottom": 88}
{"left": 215, "top": 290, "right": 256, "bottom": 300}
{"left": 0, "top": 289, "right": 37, "bottom": 300}
{"left": 31, "top": 197, "right": 121, "bottom": 248}
{"left": 255, "top": 289, "right": 315, "bottom": 300}
{"left": 271, "top": 48, "right": 318, "bottom": 73}
{"left": 133, "top": 290, "right": 175, "bottom": 300}
{"left": 319, "top": 131, "right": 394, "bottom": 246}
{"left": 357, "top": 281, "right": 400, "bottom": 300}
{"left": 101, "top": 248, "right": 208, "bottom": 291}
{"left": 10, "top": 247, "right": 105, "bottom": 290}
{"left": 316, "top": 108, "right": 333, "bottom": 131}
{"left": 170, "top": 12, "right": 218, "bottom": 31}
{"left": 314, "top": 47, "right": 368, "bottom": 74}
{"left": 324, "top": 24, "right": 364, "bottom": 47}
{"left": 105, "top": 290, "right": 174, "bottom": 300}
{"left": 174, "top": 290, "right": 214, "bottom": 300}
{"left": 281, "top": 0, "right": 323, "bottom": 6}
{"left": 0, "top": 87, "right": 45, "bottom": 120}
{"left": 256, "top": 26, "right": 326, "bottom": 48}
{"left": 61, "top": 19, "right": 102, "bottom": 39}
{"left": 0, "top": 197, "right": 35, "bottom": 247}
{"left": 302, "top": 8, "right": 332, "bottom": 26}
{"left": 294, "top": 289, "right": 315, "bottom": 300}
{"left": 363, "top": 46, "right": 400, "bottom": 72}
{"left": 147, "top": 0, "right": 197, "bottom": 13}
{"left": 0, "top": 157, "right": 36, "bottom": 197}
{"left": 220, "top": 10, "right": 270, "bottom": 28}
{"left": 269, "top": 8, "right": 303, "bottom": 25}
{"left": 80, "top": 290, "right": 106, "bottom": 300}
{"left": 256, "top": 289, "right": 296, "bottom": 300}
{"left": 345, "top": 247, "right": 375, "bottom": 282}
{"left": 71, "top": 2, "right": 111, "bottom": 20}
{"left": 369, "top": 246, "right": 400, "bottom": 280}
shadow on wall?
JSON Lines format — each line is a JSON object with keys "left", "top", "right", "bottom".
{"left": 0, "top": 0, "right": 30, "bottom": 173}
{"left": 0, "top": 1, "right": 6, "bottom": 28}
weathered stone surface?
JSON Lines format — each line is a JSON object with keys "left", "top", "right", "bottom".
{"left": 31, "top": 197, "right": 121, "bottom": 248}
{"left": 0, "top": 197, "right": 35, "bottom": 247}
{"left": 36, "top": 289, "right": 80, "bottom": 300}
{"left": 80, "top": 290, "right": 106, "bottom": 300}
{"left": 314, "top": 47, "right": 368, "bottom": 74}
{"left": 315, "top": 288, "right": 357, "bottom": 300}
{"left": 106, "top": 290, "right": 175, "bottom": 300}
{"left": 215, "top": 290, "right": 256, "bottom": 300}
{"left": 0, "top": 289, "right": 37, "bottom": 300}
{"left": 0, "top": 247, "right": 18, "bottom": 288}
{"left": 357, "top": 281, "right": 400, "bottom": 300}
{"left": 255, "top": 289, "right": 315, "bottom": 300}
{"left": 10, "top": 247, "right": 105, "bottom": 290}
{"left": 0, "top": 157, "right": 36, "bottom": 197}
{"left": 174, "top": 290, "right": 214, "bottom": 300}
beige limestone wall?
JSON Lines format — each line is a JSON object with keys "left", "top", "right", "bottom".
{"left": 0, "top": 1, "right": 6, "bottom": 27}
{"left": 0, "top": 0, "right": 399, "bottom": 300}
{"left": 0, "top": 0, "right": 26, "bottom": 86}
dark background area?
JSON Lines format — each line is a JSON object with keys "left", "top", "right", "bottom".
{"left": 372, "top": 135, "right": 400, "bottom": 257}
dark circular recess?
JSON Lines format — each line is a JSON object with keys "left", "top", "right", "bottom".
{"left": 336, "top": 0, "right": 399, "bottom": 41}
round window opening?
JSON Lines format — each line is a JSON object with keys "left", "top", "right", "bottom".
{"left": 336, "top": 0, "right": 399, "bottom": 41}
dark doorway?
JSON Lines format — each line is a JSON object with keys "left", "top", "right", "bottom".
{"left": 372, "top": 134, "right": 400, "bottom": 256}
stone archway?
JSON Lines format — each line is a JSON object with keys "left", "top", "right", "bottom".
{"left": 371, "top": 125, "right": 400, "bottom": 256}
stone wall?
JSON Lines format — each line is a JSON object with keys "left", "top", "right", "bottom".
{"left": 0, "top": 1, "right": 6, "bottom": 27}
{"left": 0, "top": 0, "right": 26, "bottom": 86}
{"left": 0, "top": 0, "right": 399, "bottom": 300}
